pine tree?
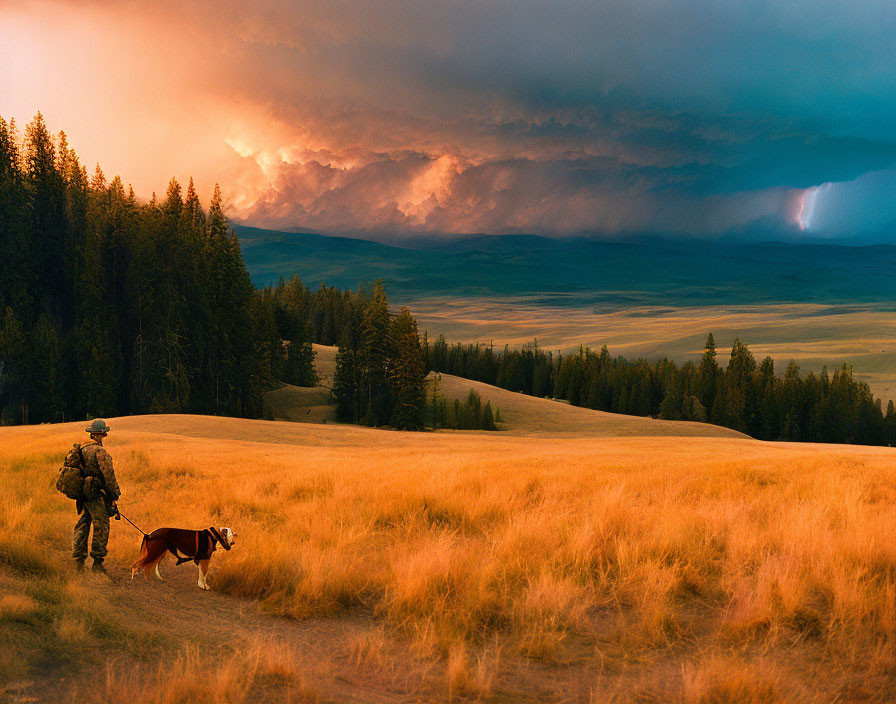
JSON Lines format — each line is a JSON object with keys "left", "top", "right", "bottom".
{"left": 388, "top": 306, "right": 426, "bottom": 429}
{"left": 359, "top": 281, "right": 392, "bottom": 426}
{"left": 781, "top": 361, "right": 804, "bottom": 441}
{"left": 0, "top": 118, "right": 29, "bottom": 320}
{"left": 756, "top": 356, "right": 778, "bottom": 440}
{"left": 618, "top": 387, "right": 631, "bottom": 415}
{"left": 884, "top": 401, "right": 896, "bottom": 446}
{"left": 0, "top": 114, "right": 273, "bottom": 423}
{"left": 26, "top": 114, "right": 68, "bottom": 323}
{"left": 698, "top": 332, "right": 719, "bottom": 417}
{"left": 723, "top": 338, "right": 756, "bottom": 432}
{"left": 333, "top": 317, "right": 363, "bottom": 422}
{"left": 0, "top": 308, "right": 26, "bottom": 423}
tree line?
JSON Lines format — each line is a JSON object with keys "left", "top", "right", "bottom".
{"left": 428, "top": 384, "right": 499, "bottom": 431}
{"left": 0, "top": 113, "right": 462, "bottom": 431}
{"left": 0, "top": 113, "right": 323, "bottom": 424}
{"left": 424, "top": 333, "right": 896, "bottom": 445}
{"left": 266, "top": 275, "right": 500, "bottom": 431}
{"left": 9, "top": 112, "right": 880, "bottom": 443}
{"left": 327, "top": 281, "right": 428, "bottom": 430}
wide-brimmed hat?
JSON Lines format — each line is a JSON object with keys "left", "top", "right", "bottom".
{"left": 85, "top": 419, "right": 111, "bottom": 434}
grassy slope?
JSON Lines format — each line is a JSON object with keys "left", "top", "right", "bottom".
{"left": 2, "top": 414, "right": 895, "bottom": 702}
{"left": 268, "top": 345, "right": 746, "bottom": 438}
{"left": 263, "top": 345, "right": 339, "bottom": 424}
{"left": 264, "top": 385, "right": 336, "bottom": 424}
{"left": 309, "top": 343, "right": 338, "bottom": 386}
{"left": 433, "top": 371, "right": 745, "bottom": 438}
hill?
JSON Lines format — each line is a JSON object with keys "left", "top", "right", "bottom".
{"left": 236, "top": 224, "right": 896, "bottom": 307}
{"left": 238, "top": 226, "right": 896, "bottom": 404}
{"left": 263, "top": 384, "right": 336, "bottom": 424}
{"left": 432, "top": 371, "right": 746, "bottom": 438}
{"left": 2, "top": 416, "right": 894, "bottom": 701}
{"left": 266, "top": 345, "right": 746, "bottom": 438}
{"left": 310, "top": 343, "right": 338, "bottom": 384}
{"left": 263, "top": 344, "right": 338, "bottom": 424}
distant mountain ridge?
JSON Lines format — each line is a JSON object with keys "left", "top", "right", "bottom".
{"left": 234, "top": 225, "right": 896, "bottom": 308}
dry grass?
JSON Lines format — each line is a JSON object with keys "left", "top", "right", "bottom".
{"left": 590, "top": 655, "right": 790, "bottom": 704}
{"left": 433, "top": 371, "right": 747, "bottom": 437}
{"left": 101, "top": 641, "right": 318, "bottom": 704}
{"left": 1, "top": 414, "right": 895, "bottom": 700}
{"left": 311, "top": 343, "right": 338, "bottom": 384}
{"left": 262, "top": 345, "right": 338, "bottom": 423}
{"left": 263, "top": 384, "right": 336, "bottom": 424}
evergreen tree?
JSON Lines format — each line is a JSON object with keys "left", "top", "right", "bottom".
{"left": 421, "top": 326, "right": 892, "bottom": 446}
{"left": 389, "top": 307, "right": 426, "bottom": 429}
{"left": 698, "top": 332, "right": 719, "bottom": 417}
{"left": 781, "top": 361, "right": 804, "bottom": 441}
{"left": 2, "top": 111, "right": 891, "bottom": 446}
{"left": 884, "top": 401, "right": 896, "bottom": 446}
{"left": 0, "top": 308, "right": 26, "bottom": 423}
{"left": 25, "top": 113, "right": 69, "bottom": 325}
{"left": 722, "top": 338, "right": 756, "bottom": 433}
{"left": 0, "top": 114, "right": 274, "bottom": 423}
{"left": 359, "top": 281, "right": 392, "bottom": 426}
{"left": 333, "top": 312, "right": 363, "bottom": 422}
{"left": 756, "top": 356, "right": 779, "bottom": 440}
{"left": 0, "top": 119, "right": 30, "bottom": 319}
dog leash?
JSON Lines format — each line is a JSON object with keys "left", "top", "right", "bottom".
{"left": 117, "top": 509, "right": 147, "bottom": 536}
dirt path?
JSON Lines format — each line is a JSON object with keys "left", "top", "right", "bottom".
{"left": 11, "top": 551, "right": 606, "bottom": 703}
{"left": 11, "top": 554, "right": 440, "bottom": 703}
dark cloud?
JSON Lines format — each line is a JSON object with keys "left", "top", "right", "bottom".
{"left": 6, "top": 0, "right": 896, "bottom": 238}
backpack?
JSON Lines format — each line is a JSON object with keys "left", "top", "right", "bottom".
{"left": 56, "top": 444, "right": 88, "bottom": 500}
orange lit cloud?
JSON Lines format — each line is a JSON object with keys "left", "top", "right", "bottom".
{"left": 3, "top": 0, "right": 890, "bottom": 239}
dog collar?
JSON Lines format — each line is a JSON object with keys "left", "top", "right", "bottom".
{"left": 208, "top": 527, "right": 231, "bottom": 550}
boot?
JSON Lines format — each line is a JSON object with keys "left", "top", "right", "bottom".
{"left": 91, "top": 559, "right": 107, "bottom": 574}
{"left": 75, "top": 557, "right": 86, "bottom": 572}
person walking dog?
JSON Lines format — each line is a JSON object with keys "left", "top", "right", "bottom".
{"left": 70, "top": 419, "right": 121, "bottom": 573}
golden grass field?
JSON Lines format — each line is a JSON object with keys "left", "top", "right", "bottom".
{"left": 412, "top": 300, "right": 896, "bottom": 403}
{"left": 2, "top": 382, "right": 895, "bottom": 702}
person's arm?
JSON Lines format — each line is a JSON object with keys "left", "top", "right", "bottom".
{"left": 97, "top": 448, "right": 121, "bottom": 500}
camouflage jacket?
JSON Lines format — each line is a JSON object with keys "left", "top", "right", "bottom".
{"left": 80, "top": 442, "right": 121, "bottom": 500}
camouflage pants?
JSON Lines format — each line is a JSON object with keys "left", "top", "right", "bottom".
{"left": 73, "top": 498, "right": 110, "bottom": 560}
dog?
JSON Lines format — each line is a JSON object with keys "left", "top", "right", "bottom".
{"left": 130, "top": 526, "right": 236, "bottom": 590}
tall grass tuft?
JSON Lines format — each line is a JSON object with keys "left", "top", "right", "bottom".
{"left": 102, "top": 642, "right": 318, "bottom": 704}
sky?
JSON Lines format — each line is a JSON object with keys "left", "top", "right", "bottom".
{"left": 2, "top": 0, "right": 896, "bottom": 241}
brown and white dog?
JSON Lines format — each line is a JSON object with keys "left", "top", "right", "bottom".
{"left": 130, "top": 526, "right": 236, "bottom": 590}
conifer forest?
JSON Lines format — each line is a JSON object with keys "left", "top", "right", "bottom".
{"left": 2, "top": 114, "right": 893, "bottom": 445}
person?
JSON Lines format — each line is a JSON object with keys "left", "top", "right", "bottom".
{"left": 73, "top": 419, "right": 121, "bottom": 573}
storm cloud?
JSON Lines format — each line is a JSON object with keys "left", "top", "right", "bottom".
{"left": 3, "top": 0, "right": 895, "bottom": 239}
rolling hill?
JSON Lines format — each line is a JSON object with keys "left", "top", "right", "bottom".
{"left": 432, "top": 371, "right": 746, "bottom": 438}
{"left": 2, "top": 414, "right": 893, "bottom": 701}
{"left": 236, "top": 224, "right": 896, "bottom": 307}
{"left": 264, "top": 345, "right": 746, "bottom": 438}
